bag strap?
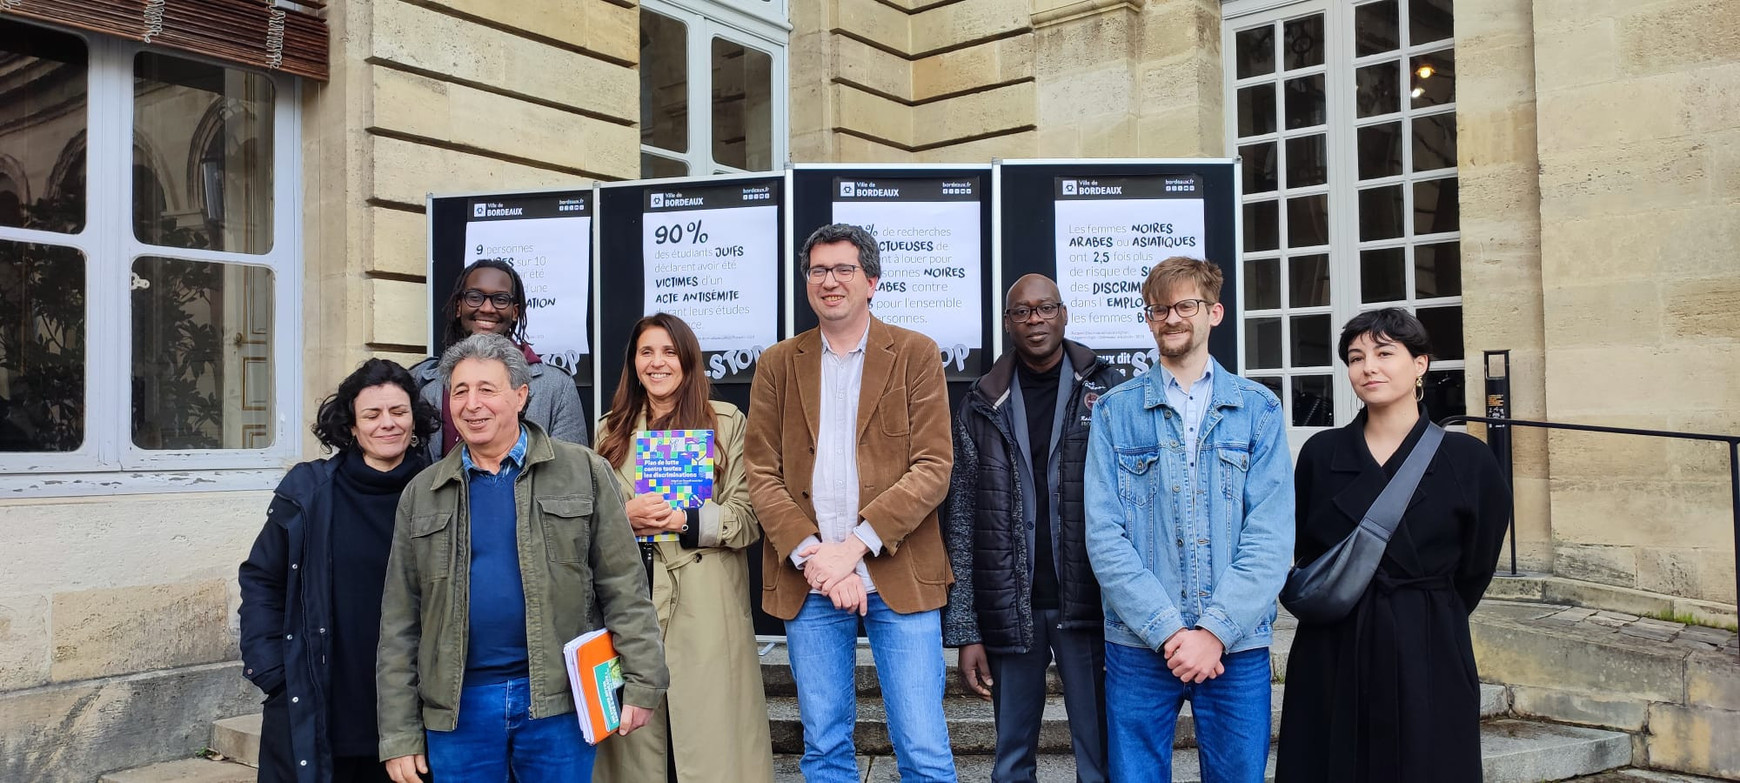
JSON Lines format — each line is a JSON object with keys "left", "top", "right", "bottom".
{"left": 1359, "top": 422, "right": 1445, "bottom": 543}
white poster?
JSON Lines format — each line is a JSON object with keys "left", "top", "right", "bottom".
{"left": 464, "top": 194, "right": 592, "bottom": 375}
{"left": 642, "top": 182, "right": 780, "bottom": 381}
{"left": 1054, "top": 174, "right": 1207, "bottom": 360}
{"left": 832, "top": 176, "right": 983, "bottom": 375}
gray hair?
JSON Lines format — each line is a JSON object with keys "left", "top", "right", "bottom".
{"left": 437, "top": 333, "right": 532, "bottom": 392}
{"left": 800, "top": 223, "right": 881, "bottom": 278}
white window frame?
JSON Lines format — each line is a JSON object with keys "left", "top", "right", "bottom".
{"left": 640, "top": 0, "right": 790, "bottom": 177}
{"left": 0, "top": 26, "right": 303, "bottom": 496}
{"left": 1223, "top": 0, "right": 1463, "bottom": 449}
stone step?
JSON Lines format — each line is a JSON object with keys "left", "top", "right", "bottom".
{"left": 210, "top": 714, "right": 262, "bottom": 768}
{"left": 99, "top": 758, "right": 256, "bottom": 783}
{"left": 1568, "top": 770, "right": 1734, "bottom": 782}
{"left": 771, "top": 718, "right": 1628, "bottom": 782}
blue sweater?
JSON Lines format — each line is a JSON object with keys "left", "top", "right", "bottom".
{"left": 462, "top": 430, "right": 531, "bottom": 686}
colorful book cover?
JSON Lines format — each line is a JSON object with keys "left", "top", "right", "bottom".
{"left": 632, "top": 429, "right": 715, "bottom": 543}
{"left": 563, "top": 628, "right": 623, "bottom": 745}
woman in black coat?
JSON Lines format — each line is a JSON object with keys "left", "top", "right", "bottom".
{"left": 238, "top": 359, "right": 438, "bottom": 783}
{"left": 1276, "top": 308, "right": 1510, "bottom": 783}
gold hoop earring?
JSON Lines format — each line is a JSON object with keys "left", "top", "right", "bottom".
{"left": 1415, "top": 376, "right": 1425, "bottom": 402}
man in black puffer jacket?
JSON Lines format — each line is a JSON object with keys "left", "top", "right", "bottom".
{"left": 942, "top": 274, "right": 1121, "bottom": 783}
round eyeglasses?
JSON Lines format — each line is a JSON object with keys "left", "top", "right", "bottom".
{"left": 1140, "top": 298, "right": 1210, "bottom": 322}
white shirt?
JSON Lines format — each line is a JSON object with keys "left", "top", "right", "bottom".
{"left": 791, "top": 326, "right": 885, "bottom": 592}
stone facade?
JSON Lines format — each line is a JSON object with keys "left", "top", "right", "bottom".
{"left": 4, "top": 0, "right": 1739, "bottom": 779}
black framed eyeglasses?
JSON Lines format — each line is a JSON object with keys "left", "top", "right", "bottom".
{"left": 1140, "top": 298, "right": 1209, "bottom": 322}
{"left": 461, "top": 289, "right": 516, "bottom": 309}
{"left": 805, "top": 264, "right": 860, "bottom": 283}
{"left": 1004, "top": 302, "right": 1064, "bottom": 322}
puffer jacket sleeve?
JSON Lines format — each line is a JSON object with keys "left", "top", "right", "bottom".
{"left": 941, "top": 413, "right": 983, "bottom": 648}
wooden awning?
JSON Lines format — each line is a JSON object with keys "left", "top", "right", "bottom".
{"left": 3, "top": 0, "right": 328, "bottom": 81}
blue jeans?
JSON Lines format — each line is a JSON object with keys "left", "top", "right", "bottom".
{"left": 785, "top": 592, "right": 956, "bottom": 783}
{"left": 426, "top": 677, "right": 596, "bottom": 783}
{"left": 1105, "top": 643, "right": 1270, "bottom": 783}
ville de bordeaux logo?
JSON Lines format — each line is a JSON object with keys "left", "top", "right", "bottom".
{"left": 473, "top": 202, "right": 488, "bottom": 218}
{"left": 651, "top": 193, "right": 666, "bottom": 208}
{"left": 839, "top": 181, "right": 856, "bottom": 198}
{"left": 1062, "top": 180, "right": 1078, "bottom": 195}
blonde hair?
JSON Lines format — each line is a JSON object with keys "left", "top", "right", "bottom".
{"left": 1141, "top": 256, "right": 1224, "bottom": 306}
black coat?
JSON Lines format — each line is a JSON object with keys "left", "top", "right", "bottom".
{"left": 941, "top": 341, "right": 1122, "bottom": 653}
{"left": 238, "top": 453, "right": 423, "bottom": 782}
{"left": 1276, "top": 410, "right": 1510, "bottom": 783}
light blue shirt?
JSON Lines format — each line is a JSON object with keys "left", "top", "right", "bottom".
{"left": 791, "top": 327, "right": 885, "bottom": 592}
{"left": 1157, "top": 360, "right": 1215, "bottom": 490}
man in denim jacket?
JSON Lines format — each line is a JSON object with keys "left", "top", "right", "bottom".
{"left": 1084, "top": 256, "right": 1294, "bottom": 781}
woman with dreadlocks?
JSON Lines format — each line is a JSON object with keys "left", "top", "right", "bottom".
{"left": 410, "top": 259, "right": 590, "bottom": 458}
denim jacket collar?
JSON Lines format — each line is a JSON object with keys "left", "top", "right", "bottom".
{"left": 1141, "top": 357, "right": 1244, "bottom": 413}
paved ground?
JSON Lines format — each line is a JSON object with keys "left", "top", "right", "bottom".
{"left": 1532, "top": 605, "right": 1739, "bottom": 652}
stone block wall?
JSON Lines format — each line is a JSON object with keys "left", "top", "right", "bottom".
{"left": 1531, "top": 0, "right": 1740, "bottom": 605}
{"left": 790, "top": 0, "right": 1223, "bottom": 164}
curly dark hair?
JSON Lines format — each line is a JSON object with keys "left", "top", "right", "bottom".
{"left": 439, "top": 259, "right": 530, "bottom": 350}
{"left": 311, "top": 358, "right": 441, "bottom": 453}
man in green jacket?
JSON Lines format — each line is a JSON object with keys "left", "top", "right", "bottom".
{"left": 377, "top": 334, "right": 666, "bottom": 783}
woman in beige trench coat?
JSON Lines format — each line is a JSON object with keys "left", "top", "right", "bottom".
{"left": 592, "top": 313, "right": 774, "bottom": 783}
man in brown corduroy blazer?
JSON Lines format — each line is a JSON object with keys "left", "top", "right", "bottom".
{"left": 746, "top": 223, "right": 957, "bottom": 782}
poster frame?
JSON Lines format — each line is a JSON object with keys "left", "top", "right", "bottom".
{"left": 992, "top": 157, "right": 1245, "bottom": 378}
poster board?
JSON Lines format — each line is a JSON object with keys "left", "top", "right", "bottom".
{"left": 426, "top": 188, "right": 597, "bottom": 423}
{"left": 995, "top": 159, "right": 1242, "bottom": 380}
{"left": 788, "top": 165, "right": 995, "bottom": 382}
{"left": 594, "top": 172, "right": 790, "bottom": 418}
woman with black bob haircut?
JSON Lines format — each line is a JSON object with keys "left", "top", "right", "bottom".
{"left": 1276, "top": 307, "right": 1511, "bottom": 783}
{"left": 239, "top": 359, "right": 439, "bottom": 783}
{"left": 409, "top": 258, "right": 589, "bottom": 459}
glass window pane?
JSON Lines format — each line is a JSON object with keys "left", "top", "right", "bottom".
{"left": 1411, "top": 0, "right": 1454, "bottom": 46}
{"left": 1284, "top": 75, "right": 1325, "bottom": 129}
{"left": 1411, "top": 49, "right": 1455, "bottom": 108}
{"left": 1237, "top": 83, "right": 1277, "bottom": 137}
{"left": 1355, "top": 1, "right": 1400, "bottom": 56}
{"left": 641, "top": 11, "right": 688, "bottom": 153}
{"left": 1286, "top": 134, "right": 1327, "bottom": 187}
{"left": 1246, "top": 316, "right": 1282, "bottom": 370}
{"left": 1294, "top": 374, "right": 1334, "bottom": 427}
{"left": 1423, "top": 367, "right": 1466, "bottom": 418}
{"left": 1287, "top": 194, "right": 1328, "bottom": 247}
{"left": 1245, "top": 258, "right": 1280, "bottom": 310}
{"left": 1245, "top": 200, "right": 1279, "bottom": 252}
{"left": 1356, "top": 61, "right": 1400, "bottom": 118}
{"left": 0, "top": 20, "right": 87, "bottom": 234}
{"left": 1291, "top": 314, "right": 1332, "bottom": 367}
{"left": 1414, "top": 177, "right": 1459, "bottom": 235}
{"left": 1240, "top": 142, "right": 1278, "bottom": 194}
{"left": 1361, "top": 247, "right": 1407, "bottom": 303}
{"left": 1289, "top": 254, "right": 1330, "bottom": 307}
{"left": 1359, "top": 185, "right": 1405, "bottom": 241}
{"left": 1358, "top": 122, "right": 1404, "bottom": 179}
{"left": 134, "top": 53, "right": 274, "bottom": 254}
{"left": 1251, "top": 376, "right": 1283, "bottom": 400}
{"left": 1235, "top": 25, "right": 1275, "bottom": 79}
{"left": 1416, "top": 305, "right": 1464, "bottom": 360}
{"left": 1415, "top": 241, "right": 1462, "bottom": 298}
{"left": 132, "top": 257, "right": 275, "bottom": 449}
{"left": 641, "top": 152, "right": 688, "bottom": 179}
{"left": 711, "top": 38, "right": 773, "bottom": 171}
{"left": 0, "top": 240, "right": 84, "bottom": 451}
{"left": 1283, "top": 15, "right": 1324, "bottom": 70}
{"left": 1412, "top": 111, "right": 1458, "bottom": 172}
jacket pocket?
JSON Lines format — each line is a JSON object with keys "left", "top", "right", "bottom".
{"left": 538, "top": 495, "right": 594, "bottom": 564}
{"left": 409, "top": 512, "right": 453, "bottom": 581}
{"left": 1115, "top": 448, "right": 1160, "bottom": 507}
{"left": 1217, "top": 447, "right": 1250, "bottom": 501}
{"left": 878, "top": 386, "right": 910, "bottom": 436}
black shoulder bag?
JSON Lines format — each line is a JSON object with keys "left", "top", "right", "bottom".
{"left": 1279, "top": 423, "right": 1445, "bottom": 624}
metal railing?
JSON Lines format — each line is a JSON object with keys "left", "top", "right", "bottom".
{"left": 1438, "top": 414, "right": 1740, "bottom": 611}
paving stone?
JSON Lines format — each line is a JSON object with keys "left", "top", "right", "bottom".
{"left": 1480, "top": 720, "right": 1632, "bottom": 783}
{"left": 1619, "top": 624, "right": 1680, "bottom": 641}
{"left": 1588, "top": 615, "right": 1633, "bottom": 628}
{"left": 1674, "top": 638, "right": 1719, "bottom": 651}
{"left": 1595, "top": 611, "right": 1642, "bottom": 623}
{"left": 1677, "top": 626, "right": 1735, "bottom": 645}
{"left": 1548, "top": 607, "right": 1600, "bottom": 623}
{"left": 99, "top": 758, "right": 255, "bottom": 783}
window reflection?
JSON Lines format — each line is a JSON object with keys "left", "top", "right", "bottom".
{"left": 0, "top": 20, "right": 88, "bottom": 234}
{"left": 134, "top": 53, "right": 274, "bottom": 254}
{"left": 0, "top": 240, "right": 85, "bottom": 452}
{"left": 711, "top": 38, "right": 772, "bottom": 171}
{"left": 641, "top": 11, "right": 689, "bottom": 153}
{"left": 132, "top": 257, "right": 275, "bottom": 450}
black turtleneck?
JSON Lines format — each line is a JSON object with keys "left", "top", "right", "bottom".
{"left": 1017, "top": 359, "right": 1062, "bottom": 609}
{"left": 327, "top": 447, "right": 422, "bottom": 757}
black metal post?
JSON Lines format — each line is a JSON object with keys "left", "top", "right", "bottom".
{"left": 1484, "top": 350, "right": 1516, "bottom": 576}
{"left": 1731, "top": 441, "right": 1739, "bottom": 619}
